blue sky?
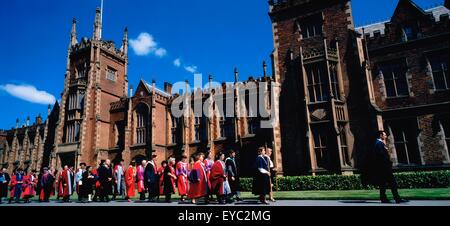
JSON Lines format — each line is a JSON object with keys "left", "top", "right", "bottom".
{"left": 0, "top": 0, "right": 445, "bottom": 129}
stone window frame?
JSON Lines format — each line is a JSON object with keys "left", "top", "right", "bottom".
{"left": 439, "top": 118, "right": 450, "bottom": 164}
{"left": 134, "top": 104, "right": 149, "bottom": 145}
{"left": 76, "top": 62, "right": 87, "bottom": 79}
{"left": 305, "top": 62, "right": 329, "bottom": 103}
{"left": 194, "top": 116, "right": 201, "bottom": 142}
{"left": 376, "top": 58, "right": 413, "bottom": 100}
{"left": 170, "top": 116, "right": 178, "bottom": 145}
{"left": 386, "top": 119, "right": 423, "bottom": 166}
{"left": 106, "top": 67, "right": 117, "bottom": 82}
{"left": 311, "top": 126, "right": 328, "bottom": 169}
{"left": 297, "top": 13, "right": 324, "bottom": 39}
{"left": 329, "top": 62, "right": 341, "bottom": 100}
{"left": 425, "top": 53, "right": 450, "bottom": 94}
{"left": 338, "top": 124, "right": 351, "bottom": 167}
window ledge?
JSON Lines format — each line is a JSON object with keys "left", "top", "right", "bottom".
{"left": 308, "top": 101, "right": 329, "bottom": 105}
{"left": 131, "top": 143, "right": 147, "bottom": 148}
{"left": 433, "top": 89, "right": 450, "bottom": 93}
{"left": 301, "top": 35, "right": 324, "bottom": 40}
{"left": 385, "top": 95, "right": 410, "bottom": 100}
{"left": 189, "top": 141, "right": 201, "bottom": 145}
{"left": 214, "top": 137, "right": 228, "bottom": 142}
{"left": 242, "top": 134, "right": 256, "bottom": 139}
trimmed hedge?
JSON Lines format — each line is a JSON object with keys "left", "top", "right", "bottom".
{"left": 239, "top": 171, "right": 450, "bottom": 191}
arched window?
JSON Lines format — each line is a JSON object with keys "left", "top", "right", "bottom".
{"left": 135, "top": 104, "right": 149, "bottom": 144}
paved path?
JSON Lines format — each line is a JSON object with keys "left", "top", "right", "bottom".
{"left": 2, "top": 200, "right": 450, "bottom": 206}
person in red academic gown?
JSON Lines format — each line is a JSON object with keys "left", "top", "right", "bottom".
{"left": 22, "top": 170, "right": 37, "bottom": 203}
{"left": 60, "top": 165, "right": 74, "bottom": 202}
{"left": 91, "top": 165, "right": 101, "bottom": 202}
{"left": 37, "top": 167, "right": 54, "bottom": 202}
{"left": 9, "top": 168, "right": 24, "bottom": 203}
{"left": 210, "top": 152, "right": 228, "bottom": 204}
{"left": 163, "top": 158, "right": 177, "bottom": 203}
{"left": 157, "top": 161, "right": 168, "bottom": 201}
{"left": 176, "top": 155, "right": 189, "bottom": 202}
{"left": 188, "top": 152, "right": 209, "bottom": 204}
{"left": 124, "top": 162, "right": 136, "bottom": 202}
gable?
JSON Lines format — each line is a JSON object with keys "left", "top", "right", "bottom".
{"left": 134, "top": 80, "right": 151, "bottom": 98}
{"left": 391, "top": 0, "right": 428, "bottom": 24}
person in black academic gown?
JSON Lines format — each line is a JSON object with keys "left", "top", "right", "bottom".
{"left": 144, "top": 154, "right": 159, "bottom": 202}
{"left": 81, "top": 166, "right": 96, "bottom": 202}
{"left": 0, "top": 167, "right": 10, "bottom": 204}
{"left": 252, "top": 147, "right": 271, "bottom": 205}
{"left": 361, "top": 131, "right": 408, "bottom": 204}
{"left": 225, "top": 150, "right": 242, "bottom": 202}
{"left": 97, "top": 159, "right": 113, "bottom": 202}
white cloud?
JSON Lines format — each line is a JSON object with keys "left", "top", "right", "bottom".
{"left": 155, "top": 48, "right": 167, "bottom": 57}
{"left": 184, "top": 65, "right": 198, "bottom": 74}
{"left": 173, "top": 58, "right": 181, "bottom": 67}
{"left": 129, "top": 32, "right": 167, "bottom": 57}
{"left": 0, "top": 84, "right": 56, "bottom": 105}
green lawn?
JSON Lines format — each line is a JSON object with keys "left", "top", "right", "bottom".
{"left": 240, "top": 188, "right": 450, "bottom": 200}
{"left": 28, "top": 188, "right": 450, "bottom": 201}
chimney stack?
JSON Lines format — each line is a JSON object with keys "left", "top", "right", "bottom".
{"left": 164, "top": 82, "right": 173, "bottom": 94}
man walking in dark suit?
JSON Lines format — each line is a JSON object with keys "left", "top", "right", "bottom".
{"left": 362, "top": 131, "right": 408, "bottom": 204}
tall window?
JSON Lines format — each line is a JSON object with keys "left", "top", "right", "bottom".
{"left": 339, "top": 126, "right": 351, "bottom": 167}
{"left": 219, "top": 117, "right": 234, "bottom": 138}
{"left": 441, "top": 118, "right": 450, "bottom": 160}
{"left": 135, "top": 104, "right": 148, "bottom": 144}
{"left": 379, "top": 60, "right": 409, "bottom": 97}
{"left": 329, "top": 63, "right": 340, "bottom": 99}
{"left": 299, "top": 14, "right": 323, "bottom": 38}
{"left": 171, "top": 116, "right": 178, "bottom": 144}
{"left": 312, "top": 126, "right": 328, "bottom": 169}
{"left": 77, "top": 93, "right": 85, "bottom": 111}
{"left": 66, "top": 122, "right": 80, "bottom": 143}
{"left": 77, "top": 65, "right": 86, "bottom": 78}
{"left": 390, "top": 122, "right": 421, "bottom": 165}
{"left": 429, "top": 54, "right": 450, "bottom": 90}
{"left": 106, "top": 68, "right": 117, "bottom": 82}
{"left": 306, "top": 63, "right": 329, "bottom": 103}
{"left": 194, "top": 117, "right": 201, "bottom": 141}
{"left": 68, "top": 93, "right": 76, "bottom": 110}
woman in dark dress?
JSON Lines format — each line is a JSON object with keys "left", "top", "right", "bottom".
{"left": 163, "top": 158, "right": 177, "bottom": 203}
{"left": 81, "top": 166, "right": 96, "bottom": 202}
{"left": 252, "top": 147, "right": 271, "bottom": 204}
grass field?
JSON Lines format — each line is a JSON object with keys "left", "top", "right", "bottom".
{"left": 240, "top": 188, "right": 450, "bottom": 200}
{"left": 26, "top": 188, "right": 450, "bottom": 201}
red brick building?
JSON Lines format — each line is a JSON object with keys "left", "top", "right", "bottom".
{"left": 357, "top": 0, "right": 450, "bottom": 167}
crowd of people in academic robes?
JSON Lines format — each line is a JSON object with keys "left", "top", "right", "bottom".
{"left": 0, "top": 131, "right": 411, "bottom": 205}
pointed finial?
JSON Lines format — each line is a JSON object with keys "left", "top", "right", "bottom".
{"left": 263, "top": 61, "right": 267, "bottom": 78}
{"left": 70, "top": 18, "right": 78, "bottom": 47}
{"left": 234, "top": 67, "right": 239, "bottom": 83}
{"left": 129, "top": 84, "right": 134, "bottom": 97}
{"left": 93, "top": 7, "right": 102, "bottom": 40}
{"left": 122, "top": 27, "right": 129, "bottom": 56}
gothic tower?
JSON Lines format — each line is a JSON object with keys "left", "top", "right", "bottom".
{"left": 52, "top": 8, "right": 129, "bottom": 169}
{"left": 269, "top": 0, "right": 370, "bottom": 175}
